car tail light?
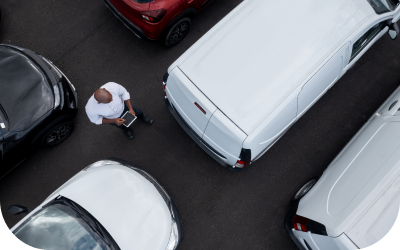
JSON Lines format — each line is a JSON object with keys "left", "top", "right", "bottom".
{"left": 234, "top": 160, "right": 250, "bottom": 168}
{"left": 233, "top": 149, "right": 251, "bottom": 169}
{"left": 292, "top": 214, "right": 328, "bottom": 236}
{"left": 194, "top": 102, "right": 206, "bottom": 114}
{"left": 140, "top": 9, "right": 167, "bottom": 23}
{"left": 163, "top": 72, "right": 169, "bottom": 98}
{"left": 293, "top": 215, "right": 309, "bottom": 232}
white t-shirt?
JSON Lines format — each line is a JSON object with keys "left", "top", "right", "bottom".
{"left": 85, "top": 82, "right": 130, "bottom": 125}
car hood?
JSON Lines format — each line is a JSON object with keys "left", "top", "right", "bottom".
{"left": 0, "top": 46, "right": 53, "bottom": 132}
{"left": 57, "top": 164, "right": 172, "bottom": 250}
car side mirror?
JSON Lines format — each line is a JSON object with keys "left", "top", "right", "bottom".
{"left": 0, "top": 143, "right": 3, "bottom": 162}
{"left": 389, "top": 23, "right": 400, "bottom": 40}
{"left": 7, "top": 205, "right": 31, "bottom": 215}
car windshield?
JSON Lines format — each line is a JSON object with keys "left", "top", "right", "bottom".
{"left": 0, "top": 104, "right": 7, "bottom": 136}
{"left": 14, "top": 203, "right": 111, "bottom": 250}
{"left": 366, "top": 0, "right": 400, "bottom": 14}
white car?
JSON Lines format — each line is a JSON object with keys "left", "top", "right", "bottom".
{"left": 163, "top": 0, "right": 400, "bottom": 171}
{"left": 8, "top": 158, "right": 183, "bottom": 250}
{"left": 284, "top": 86, "right": 400, "bottom": 249}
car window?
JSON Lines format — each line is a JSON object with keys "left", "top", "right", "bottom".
{"left": 14, "top": 203, "right": 111, "bottom": 250}
{"left": 350, "top": 21, "right": 387, "bottom": 61}
{"left": 366, "top": 0, "right": 399, "bottom": 14}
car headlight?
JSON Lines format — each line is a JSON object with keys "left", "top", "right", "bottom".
{"left": 166, "top": 220, "right": 179, "bottom": 250}
{"left": 53, "top": 84, "right": 61, "bottom": 108}
{"left": 83, "top": 160, "right": 122, "bottom": 171}
{"left": 41, "top": 56, "right": 76, "bottom": 92}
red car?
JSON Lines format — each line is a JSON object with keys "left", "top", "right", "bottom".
{"left": 105, "top": 0, "right": 213, "bottom": 46}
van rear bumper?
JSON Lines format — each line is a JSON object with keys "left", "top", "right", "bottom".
{"left": 165, "top": 98, "right": 230, "bottom": 168}
{"left": 284, "top": 202, "right": 307, "bottom": 250}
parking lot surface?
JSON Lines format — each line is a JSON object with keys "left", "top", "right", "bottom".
{"left": 1, "top": 1, "right": 400, "bottom": 249}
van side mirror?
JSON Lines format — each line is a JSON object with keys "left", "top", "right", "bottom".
{"left": 7, "top": 205, "right": 31, "bottom": 215}
{"left": 389, "top": 23, "right": 399, "bottom": 40}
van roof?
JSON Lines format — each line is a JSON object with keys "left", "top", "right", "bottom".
{"left": 297, "top": 118, "right": 400, "bottom": 239}
{"left": 174, "top": 0, "right": 374, "bottom": 134}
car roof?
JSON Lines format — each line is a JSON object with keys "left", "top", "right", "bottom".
{"left": 297, "top": 115, "right": 400, "bottom": 237}
{"left": 172, "top": 0, "right": 375, "bottom": 134}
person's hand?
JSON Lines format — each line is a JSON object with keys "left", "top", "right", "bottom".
{"left": 114, "top": 118, "right": 125, "bottom": 126}
{"left": 129, "top": 108, "right": 136, "bottom": 117}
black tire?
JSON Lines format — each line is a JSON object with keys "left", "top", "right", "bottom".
{"left": 291, "top": 178, "right": 318, "bottom": 204}
{"left": 164, "top": 17, "right": 191, "bottom": 47}
{"left": 40, "top": 121, "right": 74, "bottom": 148}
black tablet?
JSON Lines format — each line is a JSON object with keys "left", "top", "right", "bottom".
{"left": 121, "top": 111, "right": 137, "bottom": 127}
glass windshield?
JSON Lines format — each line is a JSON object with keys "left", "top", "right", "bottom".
{"left": 366, "top": 0, "right": 400, "bottom": 14}
{"left": 0, "top": 104, "right": 7, "bottom": 136}
{"left": 14, "top": 203, "right": 111, "bottom": 250}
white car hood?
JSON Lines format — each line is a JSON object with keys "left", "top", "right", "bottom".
{"left": 57, "top": 164, "right": 172, "bottom": 250}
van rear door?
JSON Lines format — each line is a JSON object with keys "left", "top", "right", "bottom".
{"left": 165, "top": 67, "right": 217, "bottom": 137}
{"left": 203, "top": 110, "right": 247, "bottom": 165}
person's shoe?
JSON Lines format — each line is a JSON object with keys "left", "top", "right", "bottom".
{"left": 142, "top": 115, "right": 153, "bottom": 125}
{"left": 124, "top": 129, "right": 135, "bottom": 140}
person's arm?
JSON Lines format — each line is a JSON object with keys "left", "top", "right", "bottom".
{"left": 86, "top": 106, "right": 105, "bottom": 125}
{"left": 86, "top": 103, "right": 125, "bottom": 126}
{"left": 102, "top": 117, "right": 125, "bottom": 126}
{"left": 124, "top": 99, "right": 135, "bottom": 116}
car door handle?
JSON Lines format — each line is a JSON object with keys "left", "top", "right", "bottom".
{"left": 389, "top": 100, "right": 398, "bottom": 111}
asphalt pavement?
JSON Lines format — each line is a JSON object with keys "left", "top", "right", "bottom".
{"left": 1, "top": 1, "right": 400, "bottom": 250}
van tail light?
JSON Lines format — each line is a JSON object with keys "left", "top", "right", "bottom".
{"left": 163, "top": 72, "right": 169, "bottom": 98}
{"left": 234, "top": 160, "right": 249, "bottom": 168}
{"left": 292, "top": 215, "right": 328, "bottom": 236}
{"left": 163, "top": 82, "right": 167, "bottom": 98}
{"left": 194, "top": 102, "right": 206, "bottom": 114}
{"left": 293, "top": 215, "right": 309, "bottom": 232}
{"left": 233, "top": 149, "right": 251, "bottom": 169}
{"left": 140, "top": 9, "right": 167, "bottom": 23}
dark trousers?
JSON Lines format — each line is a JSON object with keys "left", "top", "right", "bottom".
{"left": 109, "top": 103, "right": 144, "bottom": 131}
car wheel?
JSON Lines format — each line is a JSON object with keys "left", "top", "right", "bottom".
{"left": 40, "top": 121, "right": 74, "bottom": 148}
{"left": 291, "top": 178, "right": 318, "bottom": 203}
{"left": 165, "top": 17, "right": 191, "bottom": 47}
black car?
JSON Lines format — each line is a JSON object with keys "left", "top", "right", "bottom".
{"left": 0, "top": 44, "right": 78, "bottom": 178}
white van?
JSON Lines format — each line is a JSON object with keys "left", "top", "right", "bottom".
{"left": 163, "top": 0, "right": 400, "bottom": 170}
{"left": 284, "top": 86, "right": 400, "bottom": 250}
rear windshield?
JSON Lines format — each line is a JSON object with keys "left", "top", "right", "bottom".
{"left": 366, "top": 0, "right": 400, "bottom": 14}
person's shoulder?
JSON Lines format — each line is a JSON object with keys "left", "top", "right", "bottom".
{"left": 85, "top": 95, "right": 96, "bottom": 110}
{"left": 102, "top": 82, "right": 122, "bottom": 89}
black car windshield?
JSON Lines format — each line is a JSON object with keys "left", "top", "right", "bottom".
{"left": 0, "top": 104, "right": 7, "bottom": 136}
{"left": 14, "top": 203, "right": 111, "bottom": 250}
{"left": 366, "top": 0, "right": 400, "bottom": 14}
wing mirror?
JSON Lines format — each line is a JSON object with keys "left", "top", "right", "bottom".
{"left": 0, "top": 143, "right": 3, "bottom": 162}
{"left": 389, "top": 23, "right": 400, "bottom": 40}
{"left": 7, "top": 205, "right": 31, "bottom": 215}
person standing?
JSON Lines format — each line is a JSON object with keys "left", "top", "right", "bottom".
{"left": 85, "top": 82, "right": 153, "bottom": 139}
